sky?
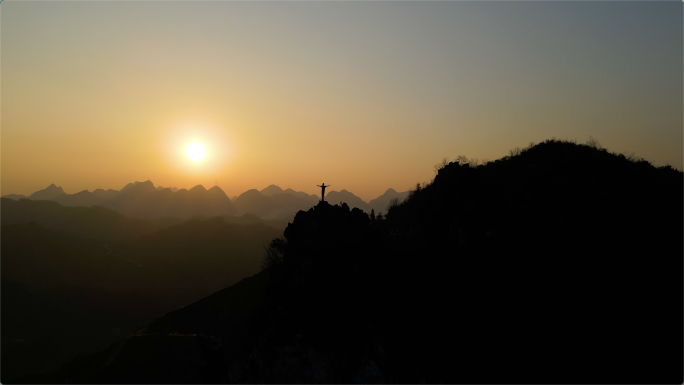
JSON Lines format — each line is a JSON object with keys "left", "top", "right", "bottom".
{"left": 2, "top": 1, "right": 681, "bottom": 201}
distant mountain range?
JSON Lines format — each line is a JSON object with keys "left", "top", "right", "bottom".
{"left": 3, "top": 182, "right": 408, "bottom": 220}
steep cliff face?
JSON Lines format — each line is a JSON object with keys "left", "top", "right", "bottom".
{"left": 21, "top": 140, "right": 682, "bottom": 384}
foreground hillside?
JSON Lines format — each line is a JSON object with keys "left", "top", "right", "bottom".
{"left": 14, "top": 139, "right": 683, "bottom": 384}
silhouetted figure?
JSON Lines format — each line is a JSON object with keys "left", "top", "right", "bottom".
{"left": 317, "top": 183, "right": 330, "bottom": 201}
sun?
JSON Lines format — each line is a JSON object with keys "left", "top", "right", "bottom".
{"left": 186, "top": 142, "right": 207, "bottom": 162}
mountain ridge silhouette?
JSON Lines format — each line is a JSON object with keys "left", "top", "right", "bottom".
{"left": 4, "top": 182, "right": 407, "bottom": 220}
{"left": 19, "top": 138, "right": 682, "bottom": 384}
{"left": 28, "top": 183, "right": 66, "bottom": 200}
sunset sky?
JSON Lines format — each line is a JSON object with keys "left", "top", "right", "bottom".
{"left": 2, "top": 1, "right": 681, "bottom": 201}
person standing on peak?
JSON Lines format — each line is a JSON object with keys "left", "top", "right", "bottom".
{"left": 317, "top": 183, "right": 330, "bottom": 201}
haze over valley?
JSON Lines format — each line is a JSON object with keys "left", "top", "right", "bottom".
{"left": 1, "top": 180, "right": 408, "bottom": 381}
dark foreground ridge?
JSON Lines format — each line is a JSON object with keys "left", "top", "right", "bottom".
{"left": 15, "top": 139, "right": 683, "bottom": 384}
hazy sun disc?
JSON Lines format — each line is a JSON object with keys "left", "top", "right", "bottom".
{"left": 186, "top": 142, "right": 207, "bottom": 162}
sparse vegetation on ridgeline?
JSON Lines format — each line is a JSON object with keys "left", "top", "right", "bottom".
{"left": 260, "top": 238, "right": 287, "bottom": 271}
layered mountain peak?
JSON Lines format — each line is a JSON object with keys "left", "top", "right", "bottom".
{"left": 239, "top": 189, "right": 262, "bottom": 198}
{"left": 234, "top": 189, "right": 280, "bottom": 218}
{"left": 120, "top": 180, "right": 155, "bottom": 194}
{"left": 367, "top": 188, "right": 409, "bottom": 214}
{"left": 208, "top": 185, "right": 227, "bottom": 194}
{"left": 120, "top": 182, "right": 137, "bottom": 193}
{"left": 12, "top": 180, "right": 410, "bottom": 221}
{"left": 29, "top": 184, "right": 66, "bottom": 200}
{"left": 189, "top": 184, "right": 207, "bottom": 193}
{"left": 156, "top": 186, "right": 179, "bottom": 192}
{"left": 260, "top": 185, "right": 285, "bottom": 196}
{"left": 325, "top": 189, "right": 369, "bottom": 212}
{"left": 283, "top": 188, "right": 318, "bottom": 200}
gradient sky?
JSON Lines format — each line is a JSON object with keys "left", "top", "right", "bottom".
{"left": 2, "top": 1, "right": 681, "bottom": 201}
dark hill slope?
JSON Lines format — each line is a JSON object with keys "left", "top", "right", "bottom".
{"left": 2, "top": 215, "right": 281, "bottom": 382}
{"left": 380, "top": 140, "right": 682, "bottom": 383}
{"left": 21, "top": 139, "right": 682, "bottom": 384}
{"left": 116, "top": 218, "right": 281, "bottom": 303}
